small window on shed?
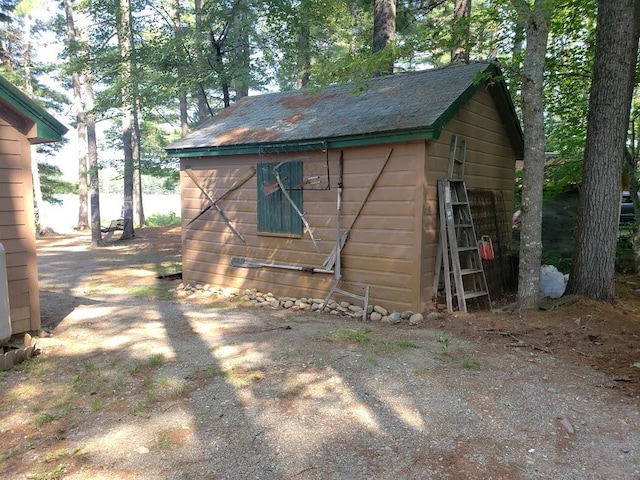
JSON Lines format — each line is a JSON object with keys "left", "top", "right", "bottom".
{"left": 257, "top": 161, "right": 303, "bottom": 236}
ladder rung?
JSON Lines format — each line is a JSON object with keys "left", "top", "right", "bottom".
{"left": 455, "top": 223, "right": 473, "bottom": 228}
{"left": 458, "top": 246, "right": 478, "bottom": 252}
{"left": 460, "top": 268, "right": 483, "bottom": 275}
{"left": 464, "top": 290, "right": 489, "bottom": 300}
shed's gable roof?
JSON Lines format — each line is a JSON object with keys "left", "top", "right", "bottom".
{"left": 0, "top": 75, "right": 68, "bottom": 143}
{"left": 167, "top": 62, "right": 523, "bottom": 157}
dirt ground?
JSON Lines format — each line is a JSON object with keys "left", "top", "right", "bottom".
{"left": 447, "top": 288, "right": 640, "bottom": 399}
{"left": 122, "top": 225, "right": 640, "bottom": 398}
{"left": 0, "top": 225, "right": 639, "bottom": 479}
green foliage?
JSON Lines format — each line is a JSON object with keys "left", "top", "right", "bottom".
{"left": 541, "top": 250, "right": 572, "bottom": 275}
{"left": 144, "top": 212, "right": 180, "bottom": 227}
{"left": 38, "top": 162, "right": 76, "bottom": 204}
{"left": 544, "top": 0, "right": 596, "bottom": 172}
{"left": 436, "top": 332, "right": 451, "bottom": 354}
{"left": 616, "top": 236, "right": 635, "bottom": 274}
{"left": 543, "top": 158, "right": 582, "bottom": 197}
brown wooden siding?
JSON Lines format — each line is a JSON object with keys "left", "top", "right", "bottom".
{"left": 420, "top": 88, "right": 516, "bottom": 306}
{"left": 0, "top": 116, "right": 41, "bottom": 334}
{"left": 182, "top": 143, "right": 423, "bottom": 312}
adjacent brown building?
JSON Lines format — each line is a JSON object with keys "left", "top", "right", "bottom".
{"left": 0, "top": 76, "right": 67, "bottom": 335}
{"left": 166, "top": 63, "right": 523, "bottom": 313}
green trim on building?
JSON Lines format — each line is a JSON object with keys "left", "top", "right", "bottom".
{"left": 166, "top": 127, "right": 436, "bottom": 158}
{"left": 0, "top": 75, "right": 68, "bottom": 143}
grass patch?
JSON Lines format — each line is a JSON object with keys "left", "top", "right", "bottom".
{"left": 26, "top": 463, "right": 65, "bottom": 480}
{"left": 436, "top": 333, "right": 452, "bottom": 354}
{"left": 43, "top": 447, "right": 84, "bottom": 464}
{"left": 326, "top": 328, "right": 373, "bottom": 345}
{"left": 169, "top": 379, "right": 190, "bottom": 398}
{"left": 129, "top": 353, "right": 165, "bottom": 375}
{"left": 89, "top": 397, "right": 105, "bottom": 411}
{"left": 378, "top": 339, "right": 419, "bottom": 354}
{"left": 185, "top": 364, "right": 223, "bottom": 385}
{"left": 224, "top": 368, "right": 264, "bottom": 388}
{"left": 150, "top": 430, "right": 176, "bottom": 451}
{"left": 128, "top": 400, "right": 151, "bottom": 418}
{"left": 0, "top": 448, "right": 14, "bottom": 469}
{"left": 327, "top": 328, "right": 420, "bottom": 360}
{"left": 35, "top": 412, "right": 56, "bottom": 425}
{"left": 462, "top": 357, "right": 481, "bottom": 370}
{"left": 280, "top": 384, "right": 304, "bottom": 399}
{"left": 127, "top": 284, "right": 174, "bottom": 300}
{"left": 155, "top": 260, "right": 182, "bottom": 277}
{"left": 14, "top": 356, "right": 51, "bottom": 377}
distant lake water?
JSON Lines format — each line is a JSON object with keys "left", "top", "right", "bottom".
{"left": 40, "top": 194, "right": 180, "bottom": 233}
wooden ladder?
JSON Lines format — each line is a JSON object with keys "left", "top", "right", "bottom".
{"left": 433, "top": 135, "right": 492, "bottom": 312}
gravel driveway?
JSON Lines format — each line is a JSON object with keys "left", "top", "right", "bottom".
{"left": 1, "top": 229, "right": 638, "bottom": 479}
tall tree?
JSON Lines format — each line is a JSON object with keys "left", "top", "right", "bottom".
{"left": 194, "top": 0, "right": 210, "bottom": 122}
{"left": 512, "top": 0, "right": 552, "bottom": 308}
{"left": 451, "top": 0, "right": 471, "bottom": 62}
{"left": 567, "top": 0, "right": 640, "bottom": 299}
{"left": 116, "top": 0, "right": 135, "bottom": 239}
{"left": 0, "top": 1, "right": 16, "bottom": 69}
{"left": 62, "top": 0, "right": 89, "bottom": 231}
{"left": 373, "top": 0, "right": 396, "bottom": 73}
{"left": 133, "top": 96, "right": 144, "bottom": 227}
{"left": 171, "top": 0, "right": 189, "bottom": 135}
{"left": 15, "top": 0, "right": 51, "bottom": 234}
{"left": 83, "top": 68, "right": 104, "bottom": 247}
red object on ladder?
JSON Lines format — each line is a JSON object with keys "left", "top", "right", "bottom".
{"left": 478, "top": 236, "right": 495, "bottom": 261}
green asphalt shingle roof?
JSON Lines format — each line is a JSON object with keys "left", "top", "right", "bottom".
{"left": 0, "top": 75, "right": 68, "bottom": 143}
{"left": 166, "top": 62, "right": 523, "bottom": 157}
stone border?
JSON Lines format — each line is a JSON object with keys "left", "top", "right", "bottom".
{"left": 0, "top": 333, "right": 38, "bottom": 371}
{"left": 174, "top": 282, "right": 440, "bottom": 326}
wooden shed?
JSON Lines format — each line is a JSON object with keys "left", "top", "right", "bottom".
{"left": 166, "top": 63, "right": 523, "bottom": 313}
{"left": 0, "top": 75, "right": 68, "bottom": 334}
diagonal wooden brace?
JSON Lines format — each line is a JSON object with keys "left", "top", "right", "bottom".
{"left": 184, "top": 166, "right": 256, "bottom": 242}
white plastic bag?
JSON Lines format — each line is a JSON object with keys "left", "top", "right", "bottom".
{"left": 539, "top": 265, "right": 566, "bottom": 299}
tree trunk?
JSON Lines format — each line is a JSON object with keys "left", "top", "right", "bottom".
{"left": 373, "top": 0, "right": 396, "bottom": 74}
{"left": 513, "top": 0, "right": 550, "bottom": 309}
{"left": 84, "top": 73, "right": 104, "bottom": 247}
{"left": 451, "top": 0, "right": 471, "bottom": 63}
{"left": 234, "top": 6, "right": 250, "bottom": 100}
{"left": 211, "top": 32, "right": 231, "bottom": 108}
{"left": 567, "top": 0, "right": 640, "bottom": 299}
{"left": 20, "top": 12, "right": 44, "bottom": 235}
{"left": 297, "top": 22, "right": 311, "bottom": 88}
{"left": 172, "top": 0, "right": 189, "bottom": 135}
{"left": 63, "top": 0, "right": 89, "bottom": 231}
{"left": 117, "top": 0, "right": 135, "bottom": 240}
{"left": 194, "top": 0, "right": 209, "bottom": 123}
{"left": 72, "top": 4, "right": 104, "bottom": 246}
{"left": 133, "top": 98, "right": 144, "bottom": 228}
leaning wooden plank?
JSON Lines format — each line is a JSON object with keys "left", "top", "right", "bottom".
{"left": 537, "top": 294, "right": 580, "bottom": 311}
{"left": 186, "top": 166, "right": 255, "bottom": 226}
{"left": 184, "top": 167, "right": 255, "bottom": 242}
{"left": 323, "top": 148, "right": 393, "bottom": 270}
{"left": 273, "top": 162, "right": 321, "bottom": 253}
{"left": 436, "top": 180, "right": 453, "bottom": 313}
{"left": 231, "top": 257, "right": 333, "bottom": 274}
